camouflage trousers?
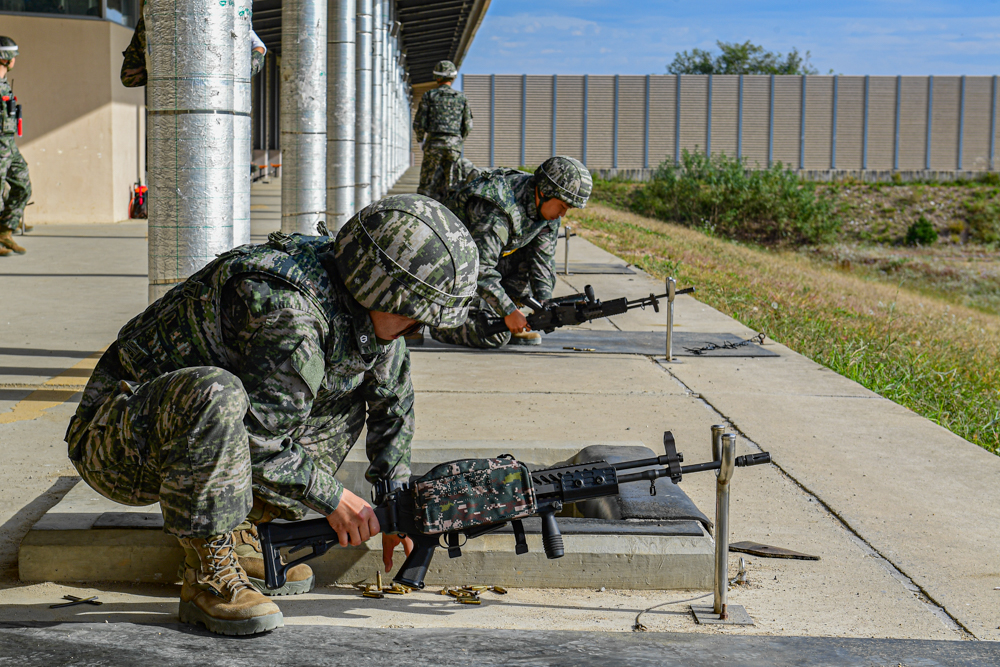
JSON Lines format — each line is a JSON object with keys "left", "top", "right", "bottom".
{"left": 68, "top": 349, "right": 370, "bottom": 535}
{"left": 0, "top": 141, "right": 31, "bottom": 232}
{"left": 417, "top": 146, "right": 463, "bottom": 202}
{"left": 68, "top": 364, "right": 255, "bottom": 538}
{"left": 429, "top": 252, "right": 532, "bottom": 349}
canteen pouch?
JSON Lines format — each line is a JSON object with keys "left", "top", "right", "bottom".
{"left": 412, "top": 456, "right": 537, "bottom": 534}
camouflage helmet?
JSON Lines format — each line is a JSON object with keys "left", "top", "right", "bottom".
{"left": 333, "top": 194, "right": 479, "bottom": 328}
{"left": 432, "top": 60, "right": 458, "bottom": 80}
{"left": 536, "top": 156, "right": 593, "bottom": 209}
{"left": 0, "top": 37, "right": 17, "bottom": 61}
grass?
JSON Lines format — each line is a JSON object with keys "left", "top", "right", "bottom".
{"left": 565, "top": 203, "right": 1000, "bottom": 455}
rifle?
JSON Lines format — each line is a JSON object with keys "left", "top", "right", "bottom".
{"left": 477, "top": 284, "right": 695, "bottom": 336}
{"left": 259, "top": 432, "right": 770, "bottom": 591}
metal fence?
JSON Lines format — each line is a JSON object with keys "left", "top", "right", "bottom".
{"left": 460, "top": 74, "right": 1000, "bottom": 177}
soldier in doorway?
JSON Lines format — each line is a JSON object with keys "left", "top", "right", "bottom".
{"left": 65, "top": 195, "right": 478, "bottom": 635}
{"left": 412, "top": 60, "right": 473, "bottom": 202}
{"left": 0, "top": 36, "right": 30, "bottom": 256}
{"left": 431, "top": 156, "right": 592, "bottom": 349}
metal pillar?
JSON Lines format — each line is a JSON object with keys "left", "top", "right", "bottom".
{"left": 862, "top": 75, "right": 870, "bottom": 170}
{"left": 145, "top": 0, "right": 235, "bottom": 302}
{"left": 354, "top": 0, "right": 372, "bottom": 208}
{"left": 281, "top": 0, "right": 328, "bottom": 234}
{"left": 706, "top": 74, "right": 712, "bottom": 156}
{"left": 831, "top": 75, "right": 839, "bottom": 170}
{"left": 233, "top": 0, "right": 252, "bottom": 246}
{"left": 370, "top": 0, "right": 383, "bottom": 200}
{"left": 926, "top": 75, "right": 934, "bottom": 171}
{"left": 665, "top": 277, "right": 676, "bottom": 361}
{"left": 327, "top": 0, "right": 355, "bottom": 229}
{"left": 713, "top": 433, "right": 736, "bottom": 618}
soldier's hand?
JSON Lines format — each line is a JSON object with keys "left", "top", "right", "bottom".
{"left": 382, "top": 533, "right": 414, "bottom": 572}
{"left": 504, "top": 309, "right": 530, "bottom": 334}
{"left": 326, "top": 489, "right": 380, "bottom": 547}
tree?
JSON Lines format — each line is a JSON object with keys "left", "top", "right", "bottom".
{"left": 667, "top": 40, "right": 820, "bottom": 76}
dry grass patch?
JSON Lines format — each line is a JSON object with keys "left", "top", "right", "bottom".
{"left": 566, "top": 203, "right": 1000, "bottom": 455}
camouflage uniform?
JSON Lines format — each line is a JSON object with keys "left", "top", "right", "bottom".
{"left": 0, "top": 75, "right": 30, "bottom": 234}
{"left": 120, "top": 17, "right": 266, "bottom": 88}
{"left": 67, "top": 196, "right": 479, "bottom": 539}
{"left": 413, "top": 86, "right": 473, "bottom": 202}
{"left": 431, "top": 169, "right": 559, "bottom": 348}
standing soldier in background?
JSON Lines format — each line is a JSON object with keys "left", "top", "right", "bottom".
{"left": 413, "top": 60, "right": 473, "bottom": 202}
{"left": 432, "top": 156, "right": 592, "bottom": 349}
{"left": 0, "top": 37, "right": 30, "bottom": 257}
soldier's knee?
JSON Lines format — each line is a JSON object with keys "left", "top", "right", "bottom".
{"left": 167, "top": 367, "right": 249, "bottom": 418}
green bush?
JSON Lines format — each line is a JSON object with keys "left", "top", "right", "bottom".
{"left": 905, "top": 216, "right": 938, "bottom": 246}
{"left": 630, "top": 150, "right": 841, "bottom": 246}
{"left": 963, "top": 197, "right": 1000, "bottom": 244}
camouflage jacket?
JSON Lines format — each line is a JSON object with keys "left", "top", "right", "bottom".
{"left": 444, "top": 169, "right": 560, "bottom": 315}
{"left": 120, "top": 17, "right": 265, "bottom": 88}
{"left": 413, "top": 85, "right": 472, "bottom": 152}
{"left": 0, "top": 77, "right": 17, "bottom": 140}
{"left": 70, "top": 234, "right": 413, "bottom": 516}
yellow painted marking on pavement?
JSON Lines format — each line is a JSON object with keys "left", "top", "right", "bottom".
{"left": 0, "top": 348, "right": 107, "bottom": 425}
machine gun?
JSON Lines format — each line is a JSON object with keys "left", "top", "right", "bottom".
{"left": 477, "top": 284, "right": 695, "bottom": 336}
{"left": 259, "top": 432, "right": 770, "bottom": 591}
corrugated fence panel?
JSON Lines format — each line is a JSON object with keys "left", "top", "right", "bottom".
{"left": 741, "top": 75, "right": 770, "bottom": 168}
{"left": 586, "top": 75, "right": 615, "bottom": 168}
{"left": 836, "top": 76, "right": 865, "bottom": 170}
{"left": 463, "top": 76, "right": 492, "bottom": 167}
{"left": 963, "top": 77, "right": 993, "bottom": 171}
{"left": 804, "top": 76, "right": 834, "bottom": 170}
{"left": 556, "top": 76, "right": 585, "bottom": 162}
{"left": 711, "top": 76, "right": 739, "bottom": 157}
{"left": 493, "top": 75, "right": 523, "bottom": 167}
{"left": 617, "top": 76, "right": 646, "bottom": 168}
{"left": 867, "top": 77, "right": 896, "bottom": 170}
{"left": 679, "top": 75, "right": 709, "bottom": 155}
{"left": 524, "top": 76, "right": 553, "bottom": 166}
{"left": 771, "top": 76, "right": 802, "bottom": 168}
{"left": 898, "top": 77, "right": 929, "bottom": 170}
{"left": 648, "top": 75, "right": 676, "bottom": 167}
{"left": 930, "top": 76, "right": 961, "bottom": 171}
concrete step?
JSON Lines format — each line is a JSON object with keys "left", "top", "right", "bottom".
{"left": 19, "top": 441, "right": 714, "bottom": 589}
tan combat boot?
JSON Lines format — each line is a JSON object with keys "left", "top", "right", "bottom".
{"left": 509, "top": 331, "right": 542, "bottom": 346}
{"left": 0, "top": 245, "right": 9, "bottom": 257}
{"left": 232, "top": 519, "right": 316, "bottom": 596}
{"left": 0, "top": 231, "right": 25, "bottom": 254}
{"left": 177, "top": 533, "right": 284, "bottom": 635}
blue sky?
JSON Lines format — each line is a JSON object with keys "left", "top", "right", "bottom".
{"left": 459, "top": 1, "right": 1000, "bottom": 76}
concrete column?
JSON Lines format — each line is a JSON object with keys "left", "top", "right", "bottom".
{"left": 327, "top": 0, "right": 356, "bottom": 229}
{"left": 370, "top": 0, "right": 383, "bottom": 200}
{"left": 281, "top": 0, "right": 328, "bottom": 234}
{"left": 145, "top": 0, "right": 234, "bottom": 302}
{"left": 354, "top": 0, "right": 373, "bottom": 208}
{"left": 233, "top": 0, "right": 252, "bottom": 246}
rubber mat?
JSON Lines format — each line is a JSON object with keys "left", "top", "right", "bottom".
{"left": 410, "top": 330, "right": 778, "bottom": 357}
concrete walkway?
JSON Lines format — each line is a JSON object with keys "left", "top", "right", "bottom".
{"left": 0, "top": 185, "right": 998, "bottom": 645}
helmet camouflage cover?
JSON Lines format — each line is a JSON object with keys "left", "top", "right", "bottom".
{"left": 536, "top": 156, "right": 593, "bottom": 209}
{"left": 334, "top": 194, "right": 479, "bottom": 328}
{"left": 0, "top": 36, "right": 17, "bottom": 61}
{"left": 432, "top": 60, "right": 458, "bottom": 80}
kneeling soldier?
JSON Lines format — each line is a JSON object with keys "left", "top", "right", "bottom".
{"left": 65, "top": 195, "right": 478, "bottom": 635}
{"left": 431, "top": 156, "right": 592, "bottom": 348}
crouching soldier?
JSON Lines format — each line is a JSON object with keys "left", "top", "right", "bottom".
{"left": 431, "top": 156, "right": 592, "bottom": 348}
{"left": 65, "top": 195, "right": 478, "bottom": 635}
